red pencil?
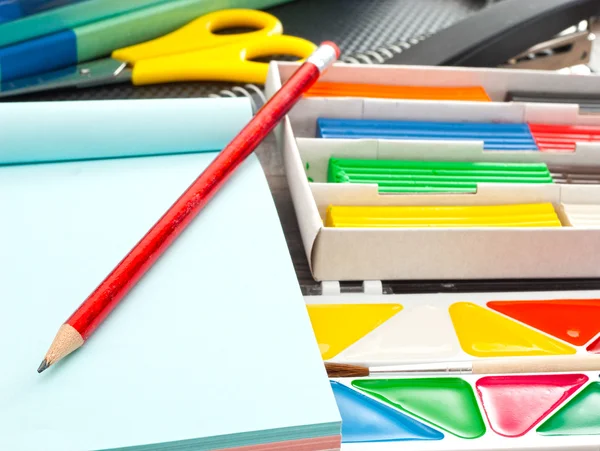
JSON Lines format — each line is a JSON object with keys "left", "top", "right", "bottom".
{"left": 38, "top": 41, "right": 340, "bottom": 373}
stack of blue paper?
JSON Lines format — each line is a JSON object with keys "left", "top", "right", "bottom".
{"left": 316, "top": 118, "right": 539, "bottom": 151}
{"left": 0, "top": 97, "right": 341, "bottom": 451}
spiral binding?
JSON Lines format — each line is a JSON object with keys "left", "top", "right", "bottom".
{"left": 338, "top": 31, "right": 435, "bottom": 65}
{"left": 207, "top": 31, "right": 436, "bottom": 111}
{"left": 208, "top": 83, "right": 267, "bottom": 113}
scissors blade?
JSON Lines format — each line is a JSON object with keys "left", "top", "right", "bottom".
{"left": 0, "top": 58, "right": 132, "bottom": 98}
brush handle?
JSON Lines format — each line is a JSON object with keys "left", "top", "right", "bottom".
{"left": 473, "top": 354, "right": 600, "bottom": 374}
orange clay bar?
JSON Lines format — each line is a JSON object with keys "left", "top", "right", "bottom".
{"left": 305, "top": 82, "right": 491, "bottom": 101}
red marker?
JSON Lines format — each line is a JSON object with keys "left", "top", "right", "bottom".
{"left": 38, "top": 41, "right": 340, "bottom": 373}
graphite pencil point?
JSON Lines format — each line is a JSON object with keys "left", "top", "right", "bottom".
{"left": 37, "top": 359, "right": 50, "bottom": 373}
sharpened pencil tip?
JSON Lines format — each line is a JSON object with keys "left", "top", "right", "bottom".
{"left": 37, "top": 359, "right": 50, "bottom": 373}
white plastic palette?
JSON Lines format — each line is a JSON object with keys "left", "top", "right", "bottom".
{"left": 305, "top": 289, "right": 600, "bottom": 367}
{"left": 304, "top": 289, "right": 600, "bottom": 450}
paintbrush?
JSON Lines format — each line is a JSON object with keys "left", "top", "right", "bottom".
{"left": 325, "top": 354, "right": 600, "bottom": 378}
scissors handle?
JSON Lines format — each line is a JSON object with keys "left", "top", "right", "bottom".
{"left": 130, "top": 35, "right": 317, "bottom": 85}
{"left": 112, "top": 9, "right": 283, "bottom": 64}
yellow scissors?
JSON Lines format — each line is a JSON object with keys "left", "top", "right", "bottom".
{"left": 0, "top": 9, "right": 316, "bottom": 98}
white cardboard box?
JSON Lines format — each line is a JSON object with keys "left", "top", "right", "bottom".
{"left": 265, "top": 62, "right": 600, "bottom": 282}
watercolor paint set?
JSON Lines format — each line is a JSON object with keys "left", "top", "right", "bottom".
{"left": 265, "top": 61, "right": 600, "bottom": 282}
{"left": 304, "top": 288, "right": 600, "bottom": 450}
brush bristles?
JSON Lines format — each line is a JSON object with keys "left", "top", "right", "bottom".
{"left": 325, "top": 362, "right": 370, "bottom": 378}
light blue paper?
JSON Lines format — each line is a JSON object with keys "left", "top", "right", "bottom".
{"left": 0, "top": 97, "right": 252, "bottom": 165}
{"left": 0, "top": 151, "right": 341, "bottom": 450}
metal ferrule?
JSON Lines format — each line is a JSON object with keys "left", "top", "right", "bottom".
{"left": 307, "top": 44, "right": 338, "bottom": 73}
{"left": 368, "top": 361, "right": 474, "bottom": 375}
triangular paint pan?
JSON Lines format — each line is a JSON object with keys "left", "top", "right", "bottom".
{"left": 449, "top": 302, "right": 576, "bottom": 357}
{"left": 306, "top": 304, "right": 402, "bottom": 359}
{"left": 587, "top": 336, "right": 600, "bottom": 353}
{"left": 537, "top": 382, "right": 600, "bottom": 435}
{"left": 334, "top": 304, "right": 461, "bottom": 363}
{"left": 330, "top": 381, "right": 443, "bottom": 443}
{"left": 487, "top": 299, "right": 600, "bottom": 346}
{"left": 476, "top": 374, "right": 588, "bottom": 437}
{"left": 352, "top": 378, "right": 486, "bottom": 439}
